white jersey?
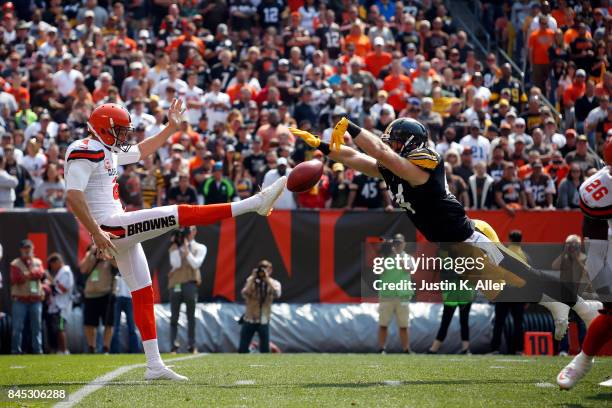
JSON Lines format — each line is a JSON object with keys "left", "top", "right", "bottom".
{"left": 64, "top": 138, "right": 141, "bottom": 224}
{"left": 579, "top": 166, "right": 612, "bottom": 234}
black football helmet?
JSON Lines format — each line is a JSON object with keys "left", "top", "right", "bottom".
{"left": 381, "top": 118, "right": 429, "bottom": 157}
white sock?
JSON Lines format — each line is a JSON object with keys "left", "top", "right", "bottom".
{"left": 143, "top": 339, "right": 164, "bottom": 369}
{"left": 231, "top": 194, "right": 262, "bottom": 216}
{"left": 574, "top": 351, "right": 593, "bottom": 367}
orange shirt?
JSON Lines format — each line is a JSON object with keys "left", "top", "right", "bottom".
{"left": 109, "top": 36, "right": 137, "bottom": 54}
{"left": 92, "top": 87, "right": 109, "bottom": 103}
{"left": 344, "top": 34, "right": 371, "bottom": 57}
{"left": 171, "top": 130, "right": 201, "bottom": 147}
{"left": 8, "top": 86, "right": 29, "bottom": 104}
{"left": 383, "top": 74, "right": 412, "bottom": 112}
{"left": 364, "top": 51, "right": 392, "bottom": 78}
{"left": 226, "top": 83, "right": 256, "bottom": 103}
{"left": 528, "top": 28, "right": 555, "bottom": 65}
{"left": 551, "top": 9, "right": 572, "bottom": 28}
{"left": 563, "top": 81, "right": 586, "bottom": 106}
{"left": 166, "top": 35, "right": 206, "bottom": 56}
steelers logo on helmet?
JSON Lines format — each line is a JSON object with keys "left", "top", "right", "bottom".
{"left": 381, "top": 118, "right": 429, "bottom": 157}
{"left": 87, "top": 103, "right": 134, "bottom": 153}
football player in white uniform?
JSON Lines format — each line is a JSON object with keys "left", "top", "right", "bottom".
{"left": 65, "top": 99, "right": 286, "bottom": 380}
{"left": 557, "top": 139, "right": 612, "bottom": 390}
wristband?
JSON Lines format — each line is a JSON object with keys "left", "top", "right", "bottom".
{"left": 347, "top": 120, "right": 362, "bottom": 139}
{"left": 319, "top": 142, "right": 331, "bottom": 155}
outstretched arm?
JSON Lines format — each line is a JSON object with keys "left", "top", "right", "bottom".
{"left": 337, "top": 120, "right": 429, "bottom": 186}
{"left": 137, "top": 99, "right": 184, "bottom": 158}
{"left": 289, "top": 127, "right": 381, "bottom": 177}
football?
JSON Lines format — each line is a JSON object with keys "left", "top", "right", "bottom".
{"left": 287, "top": 159, "right": 324, "bottom": 192}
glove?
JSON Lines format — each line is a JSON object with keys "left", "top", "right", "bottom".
{"left": 331, "top": 117, "right": 348, "bottom": 152}
{"left": 288, "top": 127, "right": 321, "bottom": 148}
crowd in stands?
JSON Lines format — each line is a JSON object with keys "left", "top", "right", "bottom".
{"left": 0, "top": 0, "right": 609, "bottom": 215}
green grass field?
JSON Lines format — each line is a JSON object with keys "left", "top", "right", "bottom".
{"left": 0, "top": 354, "right": 610, "bottom": 407}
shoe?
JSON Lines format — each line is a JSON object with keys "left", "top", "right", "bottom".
{"left": 379, "top": 348, "right": 386, "bottom": 354}
{"left": 145, "top": 365, "right": 189, "bottom": 381}
{"left": 187, "top": 346, "right": 198, "bottom": 354}
{"left": 559, "top": 351, "right": 569, "bottom": 357}
{"left": 460, "top": 349, "right": 471, "bottom": 355}
{"left": 557, "top": 354, "right": 593, "bottom": 390}
{"left": 600, "top": 378, "right": 612, "bottom": 387}
{"left": 256, "top": 176, "right": 287, "bottom": 216}
{"left": 572, "top": 298, "right": 598, "bottom": 327}
{"left": 488, "top": 350, "right": 500, "bottom": 355}
{"left": 403, "top": 349, "right": 411, "bottom": 354}
{"left": 88, "top": 346, "right": 95, "bottom": 354}
{"left": 170, "top": 346, "right": 178, "bottom": 355}
{"left": 426, "top": 349, "right": 437, "bottom": 354}
{"left": 540, "top": 301, "right": 570, "bottom": 340}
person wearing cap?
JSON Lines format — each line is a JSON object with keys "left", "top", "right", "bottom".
{"left": 202, "top": 79, "right": 231, "bottom": 131}
{"left": 563, "top": 69, "right": 587, "bottom": 107}
{"left": 494, "top": 161, "right": 527, "bottom": 216}
{"left": 328, "top": 162, "right": 351, "bottom": 208}
{"left": 542, "top": 117, "right": 567, "bottom": 149}
{"left": 262, "top": 157, "right": 296, "bottom": 209}
{"left": 10, "top": 239, "right": 45, "bottom": 354}
{"left": 524, "top": 159, "right": 556, "bottom": 209}
{"left": 365, "top": 36, "right": 392, "bottom": 79}
{"left": 377, "top": 233, "right": 413, "bottom": 354}
{"left": 52, "top": 54, "right": 84, "bottom": 98}
{"left": 202, "top": 162, "right": 237, "bottom": 204}
{"left": 459, "top": 120, "right": 490, "bottom": 165}
{"left": 490, "top": 63, "right": 526, "bottom": 108}
{"left": 528, "top": 16, "right": 555, "bottom": 91}
{"left": 565, "top": 134, "right": 601, "bottom": 172}
{"left": 509, "top": 117, "right": 533, "bottom": 146}
{"left": 121, "top": 61, "right": 145, "bottom": 101}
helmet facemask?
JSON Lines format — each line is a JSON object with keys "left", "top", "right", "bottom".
{"left": 381, "top": 133, "right": 423, "bottom": 157}
{"left": 108, "top": 119, "right": 134, "bottom": 153}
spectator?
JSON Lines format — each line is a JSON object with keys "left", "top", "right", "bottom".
{"left": 262, "top": 157, "right": 296, "bottom": 210}
{"left": 117, "top": 164, "right": 142, "bottom": 211}
{"left": 168, "top": 226, "right": 206, "bottom": 354}
{"left": 524, "top": 160, "right": 556, "bottom": 209}
{"left": 348, "top": 171, "right": 391, "bottom": 210}
{"left": 565, "top": 134, "right": 601, "bottom": 172}
{"left": 10, "top": 239, "right": 44, "bottom": 354}
{"left": 32, "top": 162, "right": 65, "bottom": 208}
{"left": 45, "top": 253, "right": 73, "bottom": 354}
{"left": 460, "top": 121, "right": 490, "bottom": 165}
{"left": 202, "top": 162, "right": 237, "bottom": 204}
{"left": 139, "top": 156, "right": 164, "bottom": 209}
{"left": 528, "top": 16, "right": 555, "bottom": 91}
{"left": 328, "top": 163, "right": 351, "bottom": 209}
{"left": 453, "top": 148, "right": 474, "bottom": 186}
{"left": 52, "top": 54, "right": 84, "bottom": 98}
{"left": 557, "top": 163, "right": 584, "bottom": 209}
{"left": 168, "top": 172, "right": 198, "bottom": 205}
{"left": 378, "top": 234, "right": 413, "bottom": 354}
{"left": 238, "top": 260, "right": 281, "bottom": 353}
{"left": 468, "top": 161, "right": 495, "bottom": 209}
{"left": 0, "top": 155, "right": 18, "bottom": 208}
{"left": 2, "top": 144, "right": 31, "bottom": 207}
{"left": 79, "top": 245, "right": 115, "bottom": 354}
{"left": 110, "top": 275, "right": 139, "bottom": 354}
{"left": 494, "top": 161, "right": 527, "bottom": 216}
{"left": 21, "top": 138, "right": 46, "bottom": 188}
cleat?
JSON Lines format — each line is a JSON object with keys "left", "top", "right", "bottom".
{"left": 557, "top": 354, "right": 593, "bottom": 390}
{"left": 540, "top": 302, "right": 570, "bottom": 340}
{"left": 600, "top": 378, "right": 612, "bottom": 387}
{"left": 145, "top": 365, "right": 189, "bottom": 381}
{"left": 256, "top": 176, "right": 287, "bottom": 216}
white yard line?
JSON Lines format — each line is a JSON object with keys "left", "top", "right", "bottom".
{"left": 54, "top": 354, "right": 207, "bottom": 408}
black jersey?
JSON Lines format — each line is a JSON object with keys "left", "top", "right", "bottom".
{"left": 209, "top": 63, "right": 238, "bottom": 91}
{"left": 351, "top": 174, "right": 386, "bottom": 209}
{"left": 379, "top": 147, "right": 474, "bottom": 242}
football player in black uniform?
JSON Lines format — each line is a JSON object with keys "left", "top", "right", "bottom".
{"left": 289, "top": 117, "right": 597, "bottom": 339}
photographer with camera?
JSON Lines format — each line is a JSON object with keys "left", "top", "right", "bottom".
{"left": 552, "top": 235, "right": 589, "bottom": 301}
{"left": 238, "top": 260, "right": 281, "bottom": 353}
{"left": 168, "top": 226, "right": 206, "bottom": 354}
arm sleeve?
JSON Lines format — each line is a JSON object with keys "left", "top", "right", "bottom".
{"left": 65, "top": 160, "right": 95, "bottom": 191}
{"left": 117, "top": 145, "right": 141, "bottom": 165}
{"left": 0, "top": 171, "right": 18, "bottom": 188}
{"left": 169, "top": 248, "right": 181, "bottom": 270}
{"left": 186, "top": 243, "right": 207, "bottom": 269}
